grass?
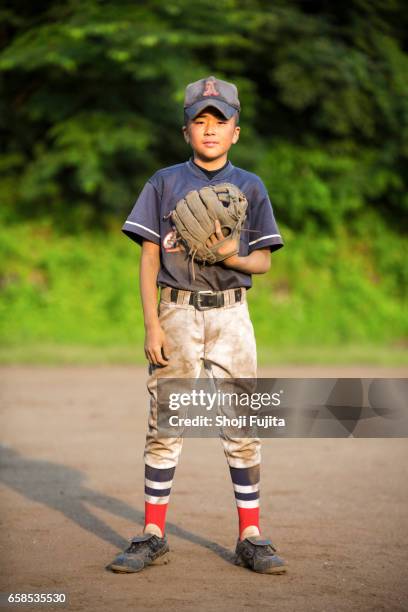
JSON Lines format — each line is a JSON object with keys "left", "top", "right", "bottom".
{"left": 0, "top": 342, "right": 406, "bottom": 366}
{"left": 1, "top": 218, "right": 406, "bottom": 367}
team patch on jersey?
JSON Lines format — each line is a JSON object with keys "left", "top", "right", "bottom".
{"left": 163, "top": 227, "right": 185, "bottom": 253}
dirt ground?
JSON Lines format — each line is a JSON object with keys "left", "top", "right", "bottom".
{"left": 0, "top": 365, "right": 407, "bottom": 612}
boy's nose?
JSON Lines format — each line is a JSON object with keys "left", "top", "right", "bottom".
{"left": 204, "top": 123, "right": 217, "bottom": 135}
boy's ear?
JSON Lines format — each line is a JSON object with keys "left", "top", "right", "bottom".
{"left": 182, "top": 125, "right": 190, "bottom": 144}
{"left": 232, "top": 126, "right": 240, "bottom": 145}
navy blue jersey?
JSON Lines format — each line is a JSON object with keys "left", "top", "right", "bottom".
{"left": 122, "top": 157, "right": 284, "bottom": 291}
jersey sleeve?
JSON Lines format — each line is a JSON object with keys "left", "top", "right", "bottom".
{"left": 248, "top": 186, "right": 284, "bottom": 254}
{"left": 121, "top": 180, "right": 161, "bottom": 246}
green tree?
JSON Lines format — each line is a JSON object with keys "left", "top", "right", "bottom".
{"left": 0, "top": 0, "right": 407, "bottom": 232}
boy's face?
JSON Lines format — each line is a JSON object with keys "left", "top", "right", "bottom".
{"left": 182, "top": 107, "right": 240, "bottom": 161}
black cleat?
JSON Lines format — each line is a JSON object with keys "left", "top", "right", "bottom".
{"left": 234, "top": 536, "right": 287, "bottom": 574}
{"left": 107, "top": 533, "right": 170, "bottom": 573}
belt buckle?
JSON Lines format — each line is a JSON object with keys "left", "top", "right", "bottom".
{"left": 193, "top": 290, "right": 216, "bottom": 311}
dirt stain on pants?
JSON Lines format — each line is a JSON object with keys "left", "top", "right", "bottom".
{"left": 145, "top": 288, "right": 260, "bottom": 470}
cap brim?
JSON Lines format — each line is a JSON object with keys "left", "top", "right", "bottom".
{"left": 184, "top": 99, "right": 237, "bottom": 120}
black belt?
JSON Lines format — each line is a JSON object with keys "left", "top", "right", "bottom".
{"left": 169, "top": 288, "right": 242, "bottom": 311}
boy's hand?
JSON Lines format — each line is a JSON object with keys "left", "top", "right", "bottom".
{"left": 205, "top": 219, "right": 239, "bottom": 259}
{"left": 144, "top": 322, "right": 170, "bottom": 367}
{"left": 205, "top": 219, "right": 240, "bottom": 268}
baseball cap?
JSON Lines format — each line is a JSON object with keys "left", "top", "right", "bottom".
{"left": 184, "top": 76, "right": 240, "bottom": 122}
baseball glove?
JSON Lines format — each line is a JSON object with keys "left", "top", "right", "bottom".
{"left": 169, "top": 182, "right": 248, "bottom": 280}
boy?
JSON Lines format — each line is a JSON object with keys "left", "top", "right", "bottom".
{"left": 108, "top": 76, "right": 286, "bottom": 575}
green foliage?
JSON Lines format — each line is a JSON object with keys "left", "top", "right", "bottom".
{"left": 0, "top": 1, "right": 407, "bottom": 363}
{"left": 0, "top": 220, "right": 406, "bottom": 351}
{"left": 0, "top": 0, "right": 407, "bottom": 229}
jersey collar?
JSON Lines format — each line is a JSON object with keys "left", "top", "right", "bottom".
{"left": 186, "top": 156, "right": 234, "bottom": 181}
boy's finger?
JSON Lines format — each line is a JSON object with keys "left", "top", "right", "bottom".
{"left": 153, "top": 347, "right": 168, "bottom": 366}
{"left": 145, "top": 347, "right": 157, "bottom": 365}
{"left": 206, "top": 233, "right": 218, "bottom": 246}
{"left": 214, "top": 219, "right": 224, "bottom": 240}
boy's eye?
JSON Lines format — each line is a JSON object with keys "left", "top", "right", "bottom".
{"left": 193, "top": 119, "right": 226, "bottom": 124}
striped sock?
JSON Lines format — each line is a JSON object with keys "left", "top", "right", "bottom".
{"left": 144, "top": 463, "right": 175, "bottom": 537}
{"left": 229, "top": 464, "right": 260, "bottom": 540}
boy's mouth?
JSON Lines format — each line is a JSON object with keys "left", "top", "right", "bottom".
{"left": 203, "top": 141, "right": 219, "bottom": 147}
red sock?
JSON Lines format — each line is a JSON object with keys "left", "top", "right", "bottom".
{"left": 237, "top": 506, "right": 260, "bottom": 539}
{"left": 229, "top": 465, "right": 260, "bottom": 540}
{"left": 144, "top": 501, "right": 168, "bottom": 536}
{"left": 144, "top": 463, "right": 175, "bottom": 536}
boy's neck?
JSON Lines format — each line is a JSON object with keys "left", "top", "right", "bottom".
{"left": 192, "top": 153, "right": 229, "bottom": 171}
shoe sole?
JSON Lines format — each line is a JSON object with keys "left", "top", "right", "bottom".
{"left": 259, "top": 565, "right": 287, "bottom": 575}
{"left": 108, "top": 551, "right": 170, "bottom": 573}
{"left": 235, "top": 557, "right": 287, "bottom": 575}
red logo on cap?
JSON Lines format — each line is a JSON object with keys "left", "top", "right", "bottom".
{"left": 203, "top": 79, "right": 219, "bottom": 97}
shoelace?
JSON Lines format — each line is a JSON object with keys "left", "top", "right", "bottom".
{"left": 125, "top": 539, "right": 154, "bottom": 555}
{"left": 240, "top": 541, "right": 277, "bottom": 559}
{"left": 255, "top": 544, "right": 277, "bottom": 557}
